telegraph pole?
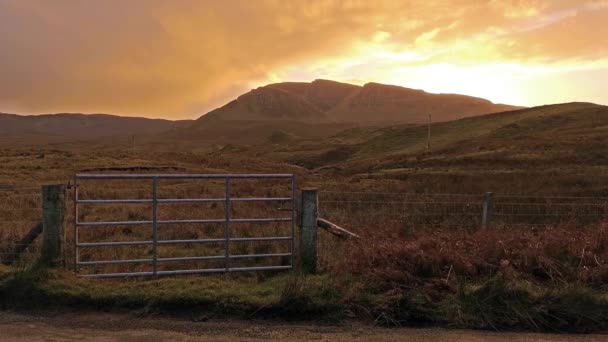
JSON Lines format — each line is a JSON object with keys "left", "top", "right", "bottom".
{"left": 426, "top": 114, "right": 431, "bottom": 152}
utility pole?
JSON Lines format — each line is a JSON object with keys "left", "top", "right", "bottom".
{"left": 426, "top": 114, "right": 431, "bottom": 152}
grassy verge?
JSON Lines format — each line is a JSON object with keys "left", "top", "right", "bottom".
{"left": 1, "top": 265, "right": 607, "bottom": 333}
{"left": 0, "top": 265, "right": 343, "bottom": 319}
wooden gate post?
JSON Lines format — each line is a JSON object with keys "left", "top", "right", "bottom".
{"left": 41, "top": 184, "right": 66, "bottom": 265}
{"left": 482, "top": 192, "right": 494, "bottom": 229}
{"left": 300, "top": 188, "right": 318, "bottom": 274}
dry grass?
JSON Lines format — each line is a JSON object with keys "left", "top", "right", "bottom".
{"left": 1, "top": 138, "right": 608, "bottom": 331}
{"left": 338, "top": 222, "right": 608, "bottom": 291}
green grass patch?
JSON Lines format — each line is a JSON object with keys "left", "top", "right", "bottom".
{"left": 0, "top": 267, "right": 342, "bottom": 319}
{"left": 1, "top": 267, "right": 608, "bottom": 332}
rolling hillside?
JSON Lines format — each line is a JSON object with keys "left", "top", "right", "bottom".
{"left": 285, "top": 102, "right": 608, "bottom": 173}
{"left": 0, "top": 113, "right": 192, "bottom": 144}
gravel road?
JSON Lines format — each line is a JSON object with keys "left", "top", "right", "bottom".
{"left": 0, "top": 310, "right": 606, "bottom": 341}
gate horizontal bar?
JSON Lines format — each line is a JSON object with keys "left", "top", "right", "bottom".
{"left": 157, "top": 255, "right": 225, "bottom": 262}
{"left": 76, "top": 253, "right": 292, "bottom": 266}
{"left": 158, "top": 219, "right": 225, "bottom": 225}
{"left": 80, "top": 272, "right": 156, "bottom": 278}
{"left": 76, "top": 197, "right": 293, "bottom": 204}
{"left": 77, "top": 218, "right": 291, "bottom": 227}
{"left": 76, "top": 237, "right": 291, "bottom": 247}
{"left": 230, "top": 253, "right": 291, "bottom": 259}
{"left": 77, "top": 258, "right": 152, "bottom": 265}
{"left": 156, "top": 268, "right": 227, "bottom": 275}
{"left": 158, "top": 198, "right": 224, "bottom": 203}
{"left": 230, "top": 197, "right": 292, "bottom": 202}
{"left": 76, "top": 174, "right": 293, "bottom": 179}
{"left": 231, "top": 237, "right": 292, "bottom": 242}
{"left": 77, "top": 220, "right": 152, "bottom": 227}
{"left": 228, "top": 265, "right": 292, "bottom": 272}
{"left": 77, "top": 199, "right": 153, "bottom": 204}
{"left": 79, "top": 265, "right": 293, "bottom": 278}
{"left": 231, "top": 218, "right": 292, "bottom": 223}
{"left": 157, "top": 238, "right": 226, "bottom": 245}
{"left": 77, "top": 240, "right": 151, "bottom": 247}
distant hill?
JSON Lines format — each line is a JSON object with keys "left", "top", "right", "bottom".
{"left": 0, "top": 113, "right": 192, "bottom": 144}
{"left": 1, "top": 80, "right": 523, "bottom": 146}
{"left": 285, "top": 102, "right": 608, "bottom": 172}
{"left": 195, "top": 79, "right": 522, "bottom": 126}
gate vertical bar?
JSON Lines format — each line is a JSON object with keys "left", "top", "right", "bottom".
{"left": 224, "top": 177, "right": 231, "bottom": 271}
{"left": 73, "top": 175, "right": 79, "bottom": 272}
{"left": 290, "top": 175, "right": 296, "bottom": 268}
{"left": 152, "top": 177, "right": 158, "bottom": 275}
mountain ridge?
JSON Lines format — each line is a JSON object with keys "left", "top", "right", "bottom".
{"left": 195, "top": 79, "right": 523, "bottom": 126}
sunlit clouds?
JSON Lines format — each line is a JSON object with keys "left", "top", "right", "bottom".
{"left": 0, "top": 0, "right": 607, "bottom": 119}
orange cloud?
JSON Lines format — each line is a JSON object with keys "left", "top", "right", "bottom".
{"left": 0, "top": 0, "right": 606, "bottom": 118}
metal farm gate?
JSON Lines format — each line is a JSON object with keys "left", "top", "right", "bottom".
{"left": 73, "top": 174, "right": 296, "bottom": 278}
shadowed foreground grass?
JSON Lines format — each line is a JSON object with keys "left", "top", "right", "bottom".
{"left": 1, "top": 265, "right": 607, "bottom": 333}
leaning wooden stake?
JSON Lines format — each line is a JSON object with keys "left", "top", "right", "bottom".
{"left": 41, "top": 184, "right": 66, "bottom": 266}
{"left": 300, "top": 188, "right": 318, "bottom": 274}
{"left": 1, "top": 222, "right": 43, "bottom": 265}
{"left": 317, "top": 218, "right": 360, "bottom": 239}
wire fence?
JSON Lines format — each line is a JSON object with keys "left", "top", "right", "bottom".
{"left": 319, "top": 191, "right": 608, "bottom": 233}
{"left": 2, "top": 185, "right": 608, "bottom": 269}
{"left": 0, "top": 187, "right": 43, "bottom": 265}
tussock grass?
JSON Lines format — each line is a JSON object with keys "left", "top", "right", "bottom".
{"left": 1, "top": 266, "right": 607, "bottom": 332}
{"left": 0, "top": 267, "right": 339, "bottom": 319}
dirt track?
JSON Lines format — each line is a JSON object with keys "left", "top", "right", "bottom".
{"left": 0, "top": 311, "right": 606, "bottom": 341}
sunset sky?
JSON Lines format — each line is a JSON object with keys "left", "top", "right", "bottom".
{"left": 1, "top": 0, "right": 607, "bottom": 119}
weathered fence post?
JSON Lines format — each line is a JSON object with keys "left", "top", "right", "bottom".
{"left": 300, "top": 188, "right": 318, "bottom": 274}
{"left": 41, "top": 184, "right": 66, "bottom": 265}
{"left": 482, "top": 192, "right": 494, "bottom": 229}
